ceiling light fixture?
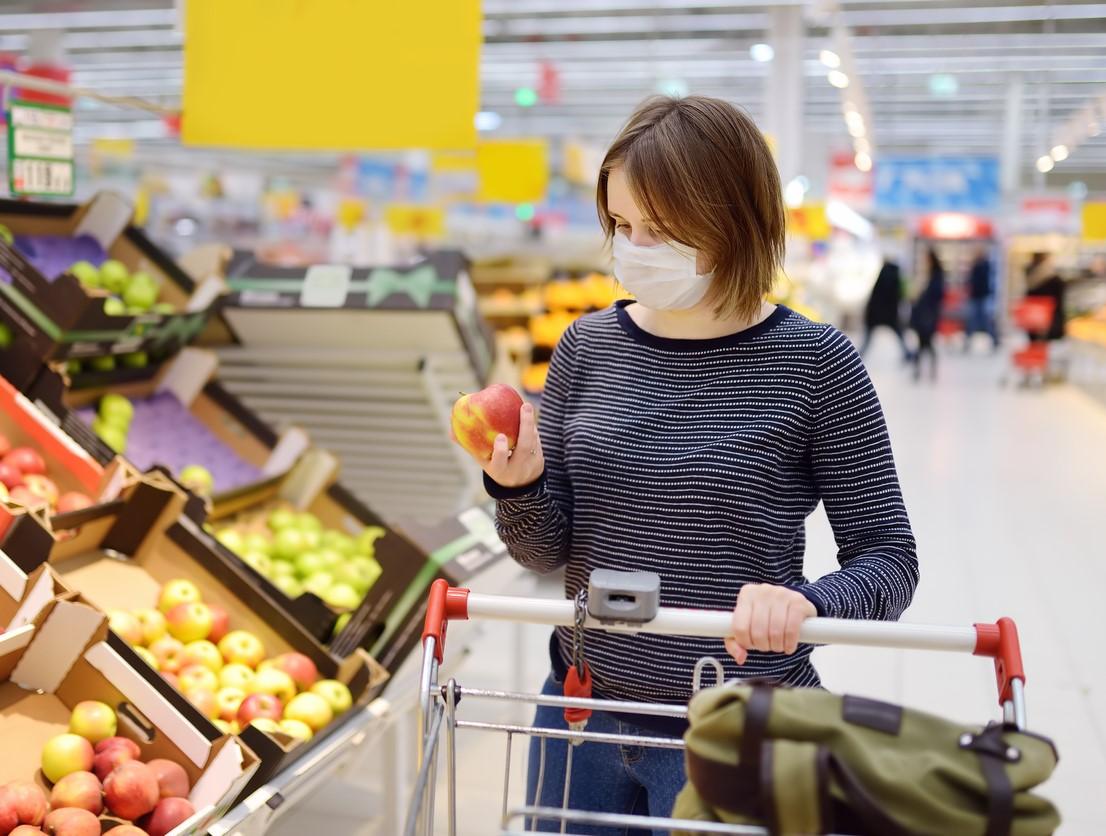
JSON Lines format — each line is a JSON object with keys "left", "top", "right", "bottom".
{"left": 854, "top": 152, "right": 872, "bottom": 172}
{"left": 853, "top": 137, "right": 871, "bottom": 154}
{"left": 750, "top": 43, "right": 774, "bottom": 63}
{"left": 819, "top": 50, "right": 841, "bottom": 69}
{"left": 1036, "top": 155, "right": 1054, "bottom": 173}
{"left": 1050, "top": 144, "right": 1069, "bottom": 162}
{"left": 828, "top": 70, "right": 850, "bottom": 89}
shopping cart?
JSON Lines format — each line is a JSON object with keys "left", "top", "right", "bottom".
{"left": 1005, "top": 297, "right": 1057, "bottom": 386}
{"left": 405, "top": 572, "right": 1028, "bottom": 836}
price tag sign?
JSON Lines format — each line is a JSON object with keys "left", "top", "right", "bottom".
{"left": 8, "top": 100, "right": 74, "bottom": 197}
{"left": 300, "top": 264, "right": 351, "bottom": 307}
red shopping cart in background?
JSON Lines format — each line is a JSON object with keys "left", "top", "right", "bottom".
{"left": 1006, "top": 297, "right": 1056, "bottom": 386}
{"left": 405, "top": 571, "right": 1031, "bottom": 835}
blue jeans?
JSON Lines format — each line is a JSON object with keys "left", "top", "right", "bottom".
{"left": 525, "top": 674, "right": 687, "bottom": 835}
{"left": 966, "top": 298, "right": 999, "bottom": 347}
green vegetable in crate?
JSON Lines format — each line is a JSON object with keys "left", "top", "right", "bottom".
{"left": 88, "top": 355, "right": 116, "bottom": 373}
{"left": 216, "top": 528, "right": 245, "bottom": 552}
{"left": 100, "top": 259, "right": 130, "bottom": 294}
{"left": 99, "top": 394, "right": 134, "bottom": 426}
{"left": 303, "top": 572, "right": 334, "bottom": 597}
{"left": 267, "top": 508, "right": 297, "bottom": 532}
{"left": 273, "top": 575, "right": 303, "bottom": 598}
{"left": 121, "top": 351, "right": 148, "bottom": 369}
{"left": 69, "top": 260, "right": 100, "bottom": 289}
{"left": 356, "top": 526, "right": 387, "bottom": 556}
{"left": 179, "top": 464, "right": 214, "bottom": 497}
{"left": 322, "top": 583, "right": 361, "bottom": 611}
{"left": 91, "top": 419, "right": 127, "bottom": 454}
{"left": 65, "top": 359, "right": 82, "bottom": 377}
{"left": 123, "top": 272, "right": 159, "bottom": 311}
{"left": 103, "top": 297, "right": 126, "bottom": 316}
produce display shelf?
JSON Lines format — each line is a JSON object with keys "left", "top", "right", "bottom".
{"left": 215, "top": 345, "right": 483, "bottom": 524}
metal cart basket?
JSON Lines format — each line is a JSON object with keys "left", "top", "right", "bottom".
{"left": 406, "top": 573, "right": 1028, "bottom": 835}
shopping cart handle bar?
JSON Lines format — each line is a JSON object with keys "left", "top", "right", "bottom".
{"left": 422, "top": 582, "right": 1026, "bottom": 705}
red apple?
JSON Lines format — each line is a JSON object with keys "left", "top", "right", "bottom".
{"left": 43, "top": 807, "right": 100, "bottom": 836}
{"left": 0, "top": 461, "right": 23, "bottom": 490}
{"left": 107, "top": 611, "right": 144, "bottom": 646}
{"left": 55, "top": 492, "right": 94, "bottom": 514}
{"left": 270, "top": 652, "right": 319, "bottom": 690}
{"left": 69, "top": 699, "right": 117, "bottom": 743}
{"left": 103, "top": 761, "right": 159, "bottom": 820}
{"left": 165, "top": 601, "right": 213, "bottom": 643}
{"left": 49, "top": 770, "right": 103, "bottom": 814}
{"left": 41, "top": 733, "right": 95, "bottom": 783}
{"left": 22, "top": 474, "right": 58, "bottom": 507}
{"left": 157, "top": 579, "right": 201, "bottom": 614}
{"left": 180, "top": 640, "right": 222, "bottom": 673}
{"left": 450, "top": 384, "right": 523, "bottom": 460}
{"left": 206, "top": 603, "right": 230, "bottom": 643}
{"left": 247, "top": 668, "right": 296, "bottom": 704}
{"left": 2, "top": 781, "right": 47, "bottom": 827}
{"left": 215, "top": 687, "right": 246, "bottom": 723}
{"left": 0, "top": 433, "right": 11, "bottom": 457}
{"left": 146, "top": 759, "right": 190, "bottom": 800}
{"left": 133, "top": 608, "right": 167, "bottom": 645}
{"left": 4, "top": 447, "right": 46, "bottom": 476}
{"left": 183, "top": 687, "right": 218, "bottom": 720}
{"left": 92, "top": 744, "right": 137, "bottom": 782}
{"left": 10, "top": 826, "right": 47, "bottom": 836}
{"left": 0, "top": 786, "right": 18, "bottom": 834}
{"left": 94, "top": 737, "right": 141, "bottom": 758}
{"left": 138, "top": 797, "right": 195, "bottom": 836}
{"left": 217, "top": 630, "right": 265, "bottom": 668}
{"left": 149, "top": 636, "right": 185, "bottom": 673}
{"left": 161, "top": 671, "right": 180, "bottom": 689}
{"left": 178, "top": 664, "right": 219, "bottom": 694}
{"left": 236, "top": 693, "right": 283, "bottom": 726}
{"left": 8, "top": 486, "right": 43, "bottom": 508}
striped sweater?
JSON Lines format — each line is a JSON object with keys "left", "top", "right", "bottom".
{"left": 488, "top": 301, "right": 918, "bottom": 711}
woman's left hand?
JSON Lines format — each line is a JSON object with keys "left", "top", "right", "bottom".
{"left": 725, "top": 584, "right": 817, "bottom": 664}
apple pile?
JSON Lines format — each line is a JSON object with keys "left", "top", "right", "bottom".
{"left": 0, "top": 700, "right": 196, "bottom": 836}
{"left": 0, "top": 432, "right": 94, "bottom": 517}
{"left": 215, "top": 506, "right": 384, "bottom": 613}
{"left": 68, "top": 260, "right": 175, "bottom": 319}
{"left": 113, "top": 579, "right": 353, "bottom": 743}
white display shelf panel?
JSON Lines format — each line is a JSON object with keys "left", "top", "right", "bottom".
{"left": 215, "top": 343, "right": 484, "bottom": 524}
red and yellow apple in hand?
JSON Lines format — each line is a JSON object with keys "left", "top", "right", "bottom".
{"left": 451, "top": 385, "right": 543, "bottom": 489}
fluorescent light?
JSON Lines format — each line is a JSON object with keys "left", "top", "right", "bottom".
{"left": 750, "top": 43, "right": 774, "bottom": 62}
{"left": 819, "top": 50, "right": 841, "bottom": 69}
{"left": 656, "top": 78, "right": 689, "bottom": 98}
{"left": 828, "top": 70, "right": 850, "bottom": 89}
{"left": 1050, "top": 144, "right": 1069, "bottom": 161}
{"left": 826, "top": 199, "right": 874, "bottom": 239}
{"left": 854, "top": 136, "right": 871, "bottom": 154}
{"left": 784, "top": 177, "right": 807, "bottom": 208}
{"left": 475, "top": 111, "right": 502, "bottom": 131}
{"left": 1036, "top": 155, "right": 1054, "bottom": 173}
{"left": 845, "top": 111, "right": 865, "bottom": 137}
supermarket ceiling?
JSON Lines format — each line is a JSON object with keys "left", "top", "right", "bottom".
{"left": 3, "top": 0, "right": 1106, "bottom": 181}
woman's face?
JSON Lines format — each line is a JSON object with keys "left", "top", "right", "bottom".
{"left": 606, "top": 167, "right": 663, "bottom": 247}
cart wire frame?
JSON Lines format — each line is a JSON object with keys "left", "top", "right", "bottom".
{"left": 405, "top": 578, "right": 1028, "bottom": 836}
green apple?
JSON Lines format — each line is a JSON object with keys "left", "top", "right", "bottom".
{"left": 241, "top": 551, "right": 273, "bottom": 577}
{"left": 0, "top": 223, "right": 12, "bottom": 245}
{"left": 293, "top": 551, "right": 327, "bottom": 578}
{"left": 269, "top": 561, "right": 294, "bottom": 580}
{"left": 123, "top": 276, "right": 158, "bottom": 311}
{"left": 332, "top": 611, "right": 352, "bottom": 638}
{"left": 91, "top": 419, "right": 127, "bottom": 453}
{"left": 180, "top": 464, "right": 214, "bottom": 496}
{"left": 244, "top": 532, "right": 272, "bottom": 556}
{"left": 99, "top": 393, "right": 134, "bottom": 424}
{"left": 273, "top": 527, "right": 308, "bottom": 562}
{"left": 66, "top": 358, "right": 82, "bottom": 376}
{"left": 321, "top": 530, "right": 357, "bottom": 557}
{"left": 121, "top": 350, "right": 148, "bottom": 368}
{"left": 267, "top": 508, "right": 297, "bottom": 532}
{"left": 302, "top": 571, "right": 334, "bottom": 597}
{"left": 0, "top": 323, "right": 10, "bottom": 349}
{"left": 88, "top": 355, "right": 116, "bottom": 373}
{"left": 70, "top": 260, "right": 100, "bottom": 288}
{"left": 333, "top": 556, "right": 382, "bottom": 594}
{"left": 310, "top": 679, "right": 353, "bottom": 715}
{"left": 315, "top": 548, "right": 343, "bottom": 571}
{"left": 103, "top": 297, "right": 127, "bottom": 316}
{"left": 356, "top": 526, "right": 387, "bottom": 556}
{"left": 273, "top": 575, "right": 303, "bottom": 598}
{"left": 302, "top": 529, "right": 322, "bottom": 551}
{"left": 152, "top": 301, "right": 176, "bottom": 315}
{"left": 322, "top": 582, "right": 361, "bottom": 611}
{"left": 100, "top": 259, "right": 130, "bottom": 293}
{"left": 216, "top": 528, "right": 245, "bottom": 552}
{"left": 296, "top": 512, "right": 323, "bottom": 533}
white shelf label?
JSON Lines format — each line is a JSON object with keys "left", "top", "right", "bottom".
{"left": 11, "top": 158, "right": 73, "bottom": 196}
{"left": 300, "top": 264, "right": 351, "bottom": 308}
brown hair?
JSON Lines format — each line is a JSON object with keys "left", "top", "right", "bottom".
{"left": 597, "top": 95, "right": 785, "bottom": 322}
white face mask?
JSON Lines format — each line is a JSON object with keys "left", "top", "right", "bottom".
{"left": 612, "top": 233, "right": 712, "bottom": 311}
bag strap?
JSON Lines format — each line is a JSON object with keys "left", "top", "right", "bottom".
{"left": 828, "top": 755, "right": 912, "bottom": 836}
{"left": 761, "top": 740, "right": 829, "bottom": 836}
{"left": 961, "top": 724, "right": 1016, "bottom": 836}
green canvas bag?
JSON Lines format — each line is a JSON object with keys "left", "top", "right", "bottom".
{"left": 672, "top": 684, "right": 1060, "bottom": 836}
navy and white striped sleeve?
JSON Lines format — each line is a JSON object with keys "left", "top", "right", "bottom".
{"left": 485, "top": 324, "right": 578, "bottom": 574}
{"left": 799, "top": 330, "right": 919, "bottom": 621}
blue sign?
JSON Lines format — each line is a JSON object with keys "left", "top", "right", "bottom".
{"left": 874, "top": 156, "right": 999, "bottom": 213}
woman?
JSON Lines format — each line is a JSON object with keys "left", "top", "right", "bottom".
{"left": 860, "top": 256, "right": 909, "bottom": 359}
{"left": 456, "top": 96, "right": 918, "bottom": 833}
{"left": 909, "top": 248, "right": 945, "bottom": 381}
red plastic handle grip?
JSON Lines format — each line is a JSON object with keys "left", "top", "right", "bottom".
{"left": 421, "top": 579, "right": 471, "bottom": 663}
{"left": 973, "top": 617, "right": 1026, "bottom": 706}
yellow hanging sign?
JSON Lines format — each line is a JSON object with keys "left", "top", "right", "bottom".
{"left": 477, "top": 139, "right": 549, "bottom": 203}
{"left": 788, "top": 203, "right": 830, "bottom": 240}
{"left": 182, "top": 0, "right": 481, "bottom": 150}
{"left": 1082, "top": 202, "right": 1106, "bottom": 241}
{"left": 385, "top": 204, "right": 446, "bottom": 239}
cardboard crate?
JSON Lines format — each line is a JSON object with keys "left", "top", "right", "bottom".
{"left": 204, "top": 448, "right": 431, "bottom": 659}
{"left": 369, "top": 501, "right": 506, "bottom": 671}
{"left": 20, "top": 477, "right": 388, "bottom": 798}
{"left": 216, "top": 248, "right": 494, "bottom": 383}
{"left": 0, "top": 599, "right": 258, "bottom": 834}
{"left": 29, "top": 346, "right": 309, "bottom": 501}
{"left": 0, "top": 192, "right": 225, "bottom": 377}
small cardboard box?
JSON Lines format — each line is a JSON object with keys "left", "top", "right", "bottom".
{"left": 204, "top": 448, "right": 430, "bottom": 657}
{"left": 0, "top": 192, "right": 224, "bottom": 375}
{"left": 29, "top": 347, "right": 309, "bottom": 501}
{"left": 0, "top": 599, "right": 258, "bottom": 834}
{"left": 23, "top": 477, "right": 388, "bottom": 798}
{"left": 217, "top": 248, "right": 494, "bottom": 383}
{"left": 370, "top": 502, "right": 506, "bottom": 671}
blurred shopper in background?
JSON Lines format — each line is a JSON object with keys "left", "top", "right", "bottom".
{"left": 1025, "top": 252, "right": 1067, "bottom": 342}
{"left": 860, "top": 256, "right": 909, "bottom": 360}
{"left": 965, "top": 246, "right": 999, "bottom": 351}
{"left": 457, "top": 95, "right": 918, "bottom": 833}
{"left": 909, "top": 248, "right": 946, "bottom": 381}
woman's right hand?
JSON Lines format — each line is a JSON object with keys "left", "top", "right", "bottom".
{"left": 454, "top": 402, "right": 545, "bottom": 488}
